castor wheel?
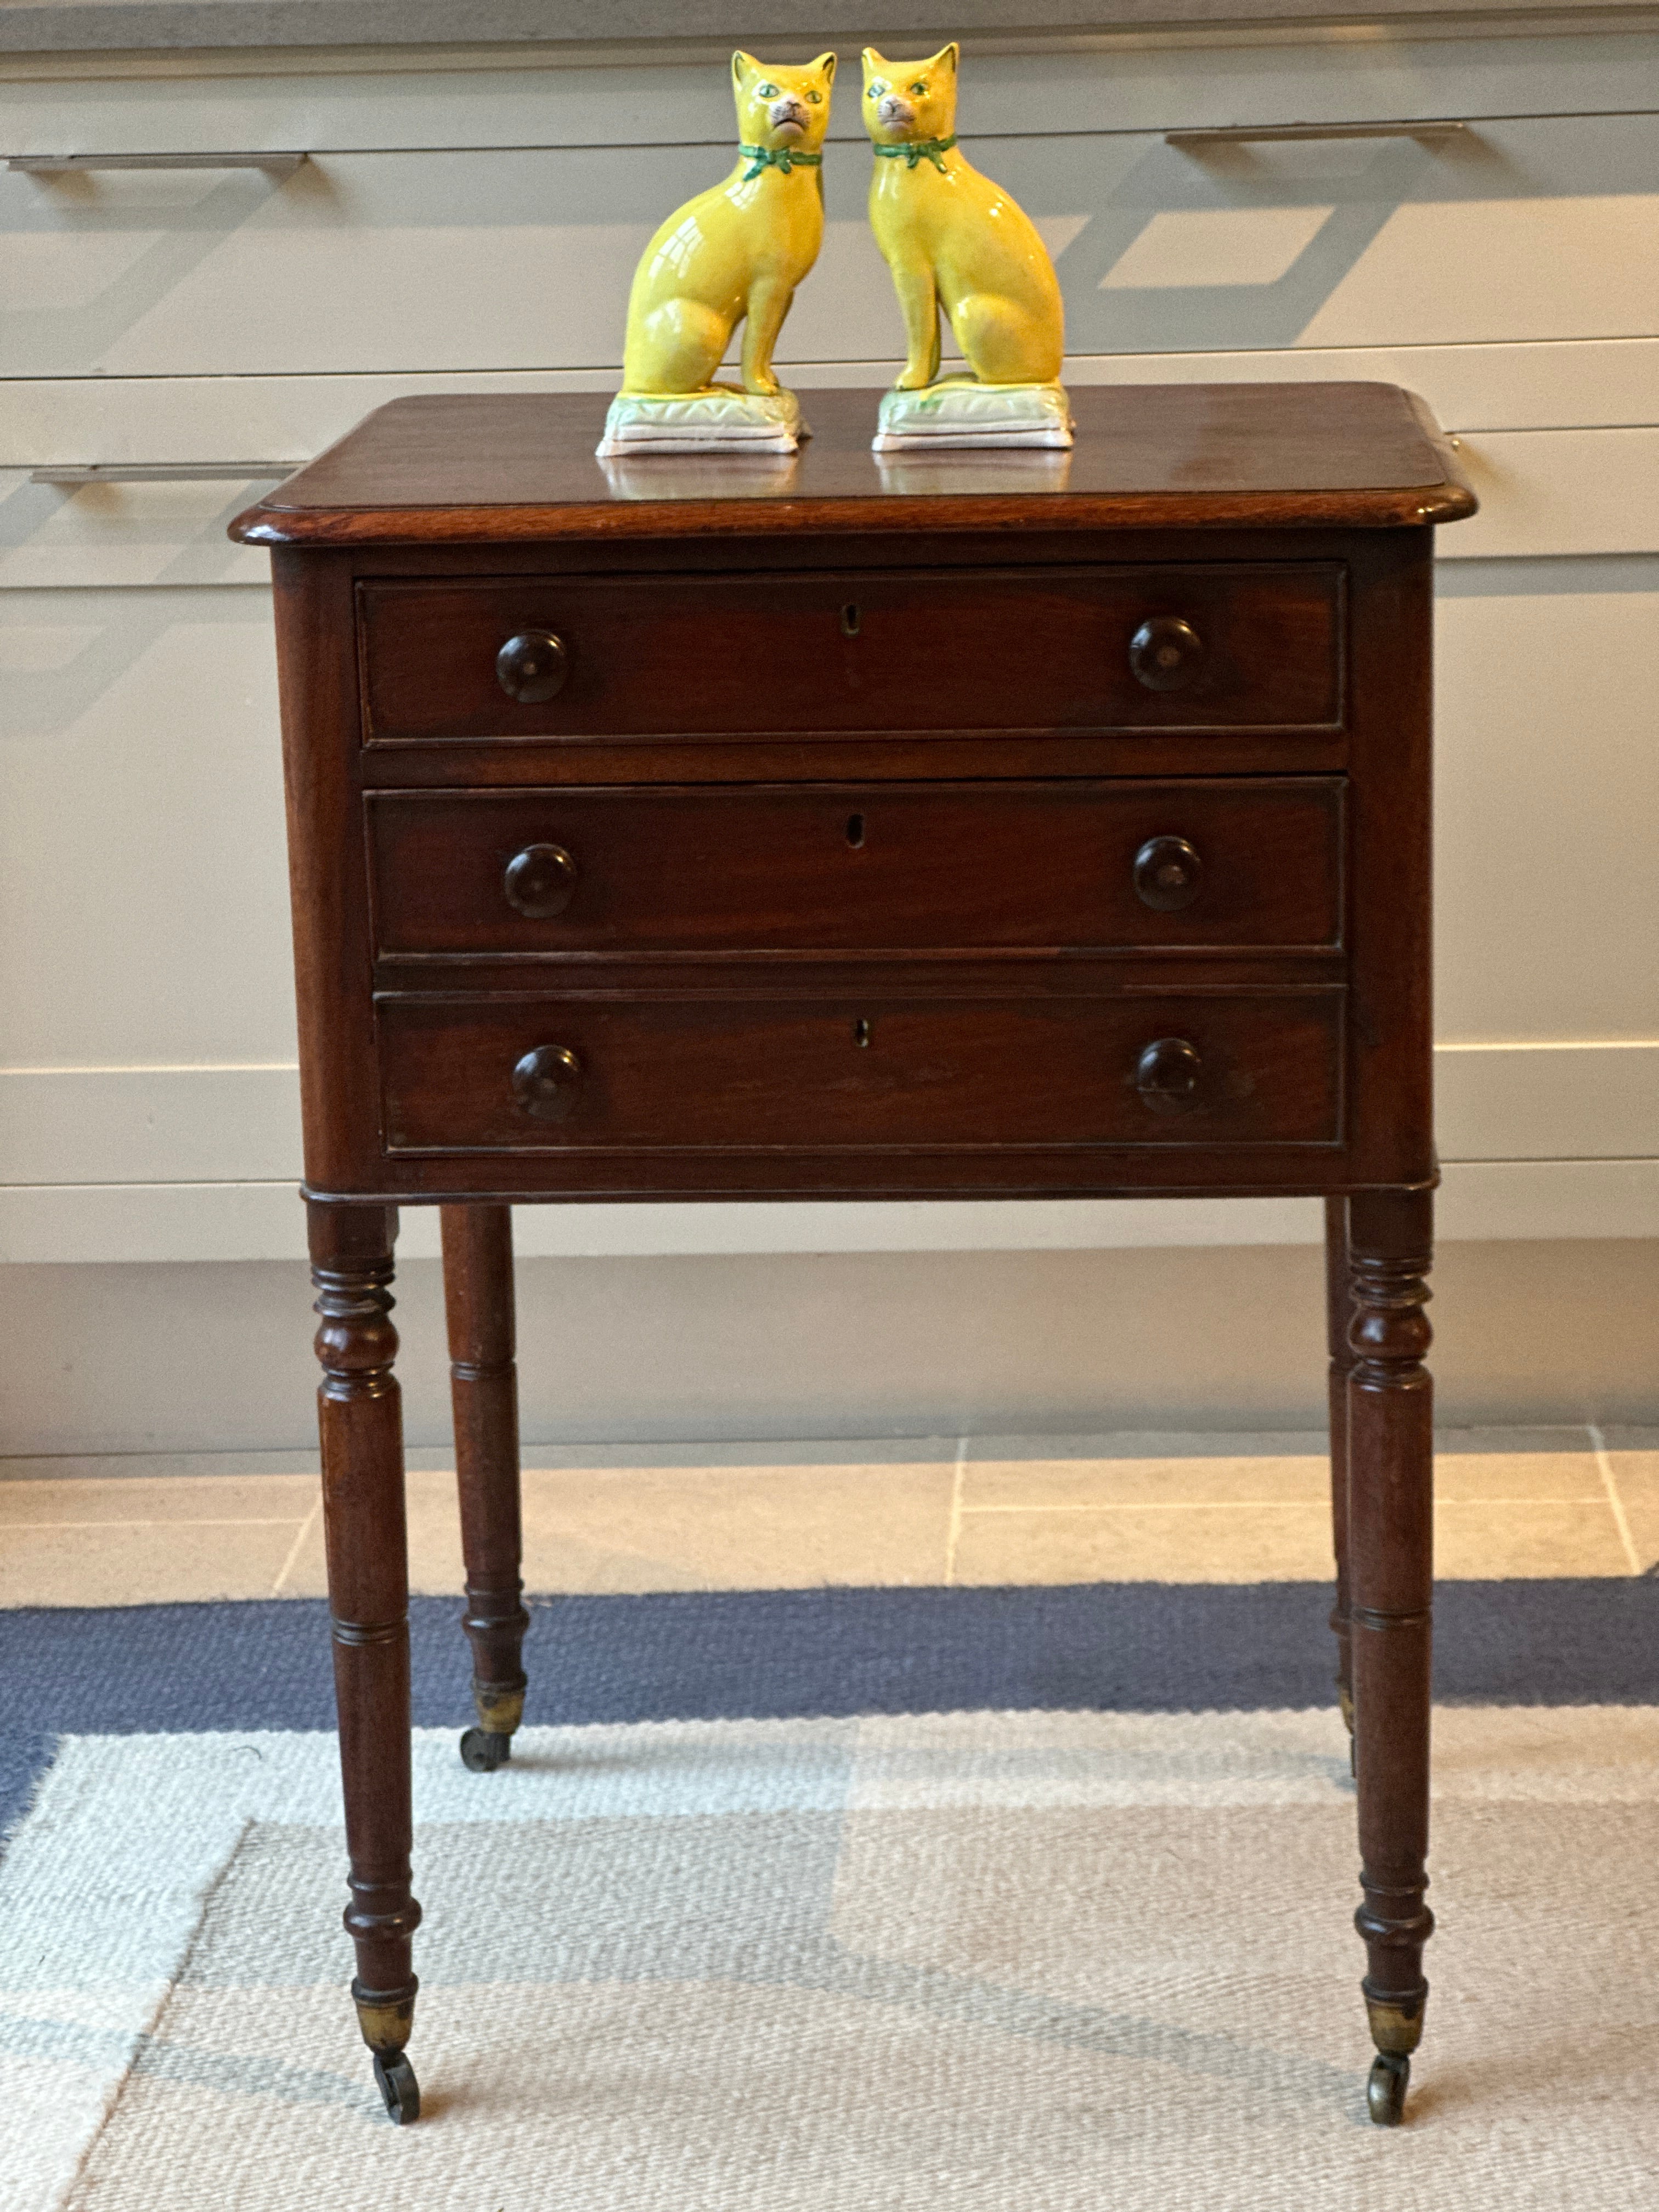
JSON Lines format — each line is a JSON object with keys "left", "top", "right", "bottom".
{"left": 1367, "top": 2051, "right": 1409, "bottom": 2126}
{"left": 460, "top": 1726, "right": 511, "bottom": 1773}
{"left": 373, "top": 2048, "right": 421, "bottom": 2124}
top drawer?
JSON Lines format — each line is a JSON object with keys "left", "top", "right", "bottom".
{"left": 356, "top": 566, "right": 1344, "bottom": 746}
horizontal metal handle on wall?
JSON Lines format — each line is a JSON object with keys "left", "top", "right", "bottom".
{"left": 1165, "top": 121, "right": 1468, "bottom": 148}
{"left": 29, "top": 463, "right": 304, "bottom": 486}
{"left": 8, "top": 151, "right": 307, "bottom": 175}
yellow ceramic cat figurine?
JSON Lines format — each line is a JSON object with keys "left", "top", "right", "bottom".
{"left": 861, "top": 42, "right": 1071, "bottom": 449}
{"left": 599, "top": 52, "right": 836, "bottom": 457}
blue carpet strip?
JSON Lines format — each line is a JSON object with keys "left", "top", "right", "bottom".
{"left": 5, "top": 1577, "right": 1659, "bottom": 1847}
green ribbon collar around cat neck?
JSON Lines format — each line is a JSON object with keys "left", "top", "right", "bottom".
{"left": 738, "top": 143, "right": 823, "bottom": 180}
{"left": 874, "top": 133, "right": 958, "bottom": 172}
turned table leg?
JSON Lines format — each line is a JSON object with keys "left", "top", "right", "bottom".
{"left": 441, "top": 1203, "right": 529, "bottom": 1773}
{"left": 1324, "top": 1195, "right": 1355, "bottom": 1752}
{"left": 1346, "top": 1187, "right": 1435, "bottom": 2126}
{"left": 309, "top": 1201, "right": 422, "bottom": 2124}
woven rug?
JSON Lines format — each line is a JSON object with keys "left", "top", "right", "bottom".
{"left": 5, "top": 1587, "right": 1659, "bottom": 2209}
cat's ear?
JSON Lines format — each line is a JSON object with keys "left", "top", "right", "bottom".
{"left": 927, "top": 41, "right": 961, "bottom": 73}
{"left": 732, "top": 50, "right": 759, "bottom": 87}
{"left": 810, "top": 50, "right": 837, "bottom": 83}
{"left": 861, "top": 47, "right": 890, "bottom": 77}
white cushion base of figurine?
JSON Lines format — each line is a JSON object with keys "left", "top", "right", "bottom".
{"left": 872, "top": 379, "right": 1074, "bottom": 452}
{"left": 597, "top": 386, "right": 806, "bottom": 458}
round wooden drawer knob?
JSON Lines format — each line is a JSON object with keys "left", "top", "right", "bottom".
{"left": 511, "top": 1045, "right": 583, "bottom": 1122}
{"left": 1133, "top": 835, "right": 1204, "bottom": 912}
{"left": 1134, "top": 1036, "right": 1203, "bottom": 1115}
{"left": 503, "top": 842, "right": 578, "bottom": 918}
{"left": 495, "top": 629, "right": 569, "bottom": 703}
{"left": 1129, "top": 616, "right": 1204, "bottom": 692}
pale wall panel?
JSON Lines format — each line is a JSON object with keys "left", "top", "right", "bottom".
{"left": 1, "top": 571, "right": 1654, "bottom": 1253}
{"left": 4, "top": 114, "right": 1654, "bottom": 379}
{"left": 5, "top": 422, "right": 1658, "bottom": 585}
{"left": 3, "top": 1161, "right": 1656, "bottom": 1265}
{"left": 8, "top": 343, "right": 1658, "bottom": 488}
{"left": 2, "top": 38, "right": 1653, "bottom": 1311}
{"left": 1438, "top": 431, "right": 1659, "bottom": 559}
{"left": 0, "top": 470, "right": 283, "bottom": 586}
{"left": 1, "top": 1237, "right": 1654, "bottom": 1455}
{"left": 0, "top": 586, "right": 294, "bottom": 1066}
{"left": 1434, "top": 572, "right": 1659, "bottom": 1042}
{"left": 1297, "top": 188, "right": 1659, "bottom": 348}
{"left": 4, "top": 1044, "right": 1654, "bottom": 1190}
{"left": 6, "top": 29, "right": 1659, "bottom": 150}
{"left": 1436, "top": 1045, "right": 1659, "bottom": 1161}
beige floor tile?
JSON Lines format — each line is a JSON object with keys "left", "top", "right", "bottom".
{"left": 960, "top": 1454, "right": 1331, "bottom": 1512}
{"left": 1601, "top": 1475, "right": 1659, "bottom": 1574}
{"left": 0, "top": 1517, "right": 309, "bottom": 1607}
{"left": 1432, "top": 1501, "right": 1633, "bottom": 1579}
{"left": 1602, "top": 1447, "right": 1659, "bottom": 1573}
{"left": 281, "top": 1460, "right": 958, "bottom": 1598}
{"left": 1432, "top": 1452, "right": 1607, "bottom": 1504}
{"left": 0, "top": 1474, "right": 318, "bottom": 1526}
{"left": 516, "top": 1438, "right": 955, "bottom": 1472}
{"left": 951, "top": 1504, "right": 1340, "bottom": 1585}
{"left": 404, "top": 1470, "right": 467, "bottom": 1593}
{"left": 517, "top": 1460, "right": 955, "bottom": 1594}
{"left": 278, "top": 1468, "right": 461, "bottom": 1599}
{"left": 1601, "top": 1448, "right": 1659, "bottom": 1508}
{"left": 1613, "top": 1509, "right": 1659, "bottom": 1575}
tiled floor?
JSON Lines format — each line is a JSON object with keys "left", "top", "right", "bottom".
{"left": 0, "top": 1426, "right": 1654, "bottom": 1607}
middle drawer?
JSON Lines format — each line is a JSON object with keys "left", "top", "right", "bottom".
{"left": 367, "top": 778, "right": 1344, "bottom": 958}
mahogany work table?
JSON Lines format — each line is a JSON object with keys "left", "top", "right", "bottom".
{"left": 233, "top": 383, "right": 1476, "bottom": 2129}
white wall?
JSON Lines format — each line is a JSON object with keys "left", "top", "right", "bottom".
{"left": 1, "top": 25, "right": 1655, "bottom": 1443}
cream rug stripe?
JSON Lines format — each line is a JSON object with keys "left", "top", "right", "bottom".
{"left": 5, "top": 1712, "right": 1659, "bottom": 2208}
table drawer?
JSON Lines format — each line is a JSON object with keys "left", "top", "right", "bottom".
{"left": 357, "top": 566, "right": 1342, "bottom": 745}
{"left": 377, "top": 989, "right": 1343, "bottom": 1153}
{"left": 368, "top": 779, "right": 1344, "bottom": 956}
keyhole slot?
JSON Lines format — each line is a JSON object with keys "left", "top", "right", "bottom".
{"left": 840, "top": 603, "right": 861, "bottom": 637}
{"left": 846, "top": 812, "right": 865, "bottom": 848}
{"left": 853, "top": 1018, "right": 872, "bottom": 1048}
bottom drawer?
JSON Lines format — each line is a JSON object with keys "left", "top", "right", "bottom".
{"left": 377, "top": 991, "right": 1343, "bottom": 1154}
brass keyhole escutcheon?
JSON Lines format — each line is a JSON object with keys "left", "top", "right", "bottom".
{"left": 853, "top": 1018, "right": 872, "bottom": 1048}
{"left": 846, "top": 812, "right": 865, "bottom": 848}
{"left": 840, "top": 603, "right": 861, "bottom": 637}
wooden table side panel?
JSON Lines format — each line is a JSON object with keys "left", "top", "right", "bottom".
{"left": 274, "top": 546, "right": 385, "bottom": 1192}
{"left": 1340, "top": 532, "right": 1436, "bottom": 1187}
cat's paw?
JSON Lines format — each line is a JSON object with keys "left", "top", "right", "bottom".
{"left": 896, "top": 368, "right": 934, "bottom": 390}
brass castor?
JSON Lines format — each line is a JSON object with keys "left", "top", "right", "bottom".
{"left": 460, "top": 1726, "right": 511, "bottom": 1772}
{"left": 373, "top": 2048, "right": 421, "bottom": 2124}
{"left": 1367, "top": 2051, "right": 1409, "bottom": 2126}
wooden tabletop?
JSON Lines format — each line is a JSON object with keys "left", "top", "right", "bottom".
{"left": 230, "top": 383, "right": 1476, "bottom": 547}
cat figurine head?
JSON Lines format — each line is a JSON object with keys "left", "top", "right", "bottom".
{"left": 732, "top": 51, "right": 837, "bottom": 156}
{"left": 860, "top": 43, "right": 959, "bottom": 147}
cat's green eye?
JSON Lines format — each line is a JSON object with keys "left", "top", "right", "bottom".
{"left": 807, "top": 89, "right": 822, "bottom": 102}
{"left": 910, "top": 80, "right": 928, "bottom": 93}
{"left": 758, "top": 81, "right": 780, "bottom": 97}
{"left": 867, "top": 80, "right": 888, "bottom": 98}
